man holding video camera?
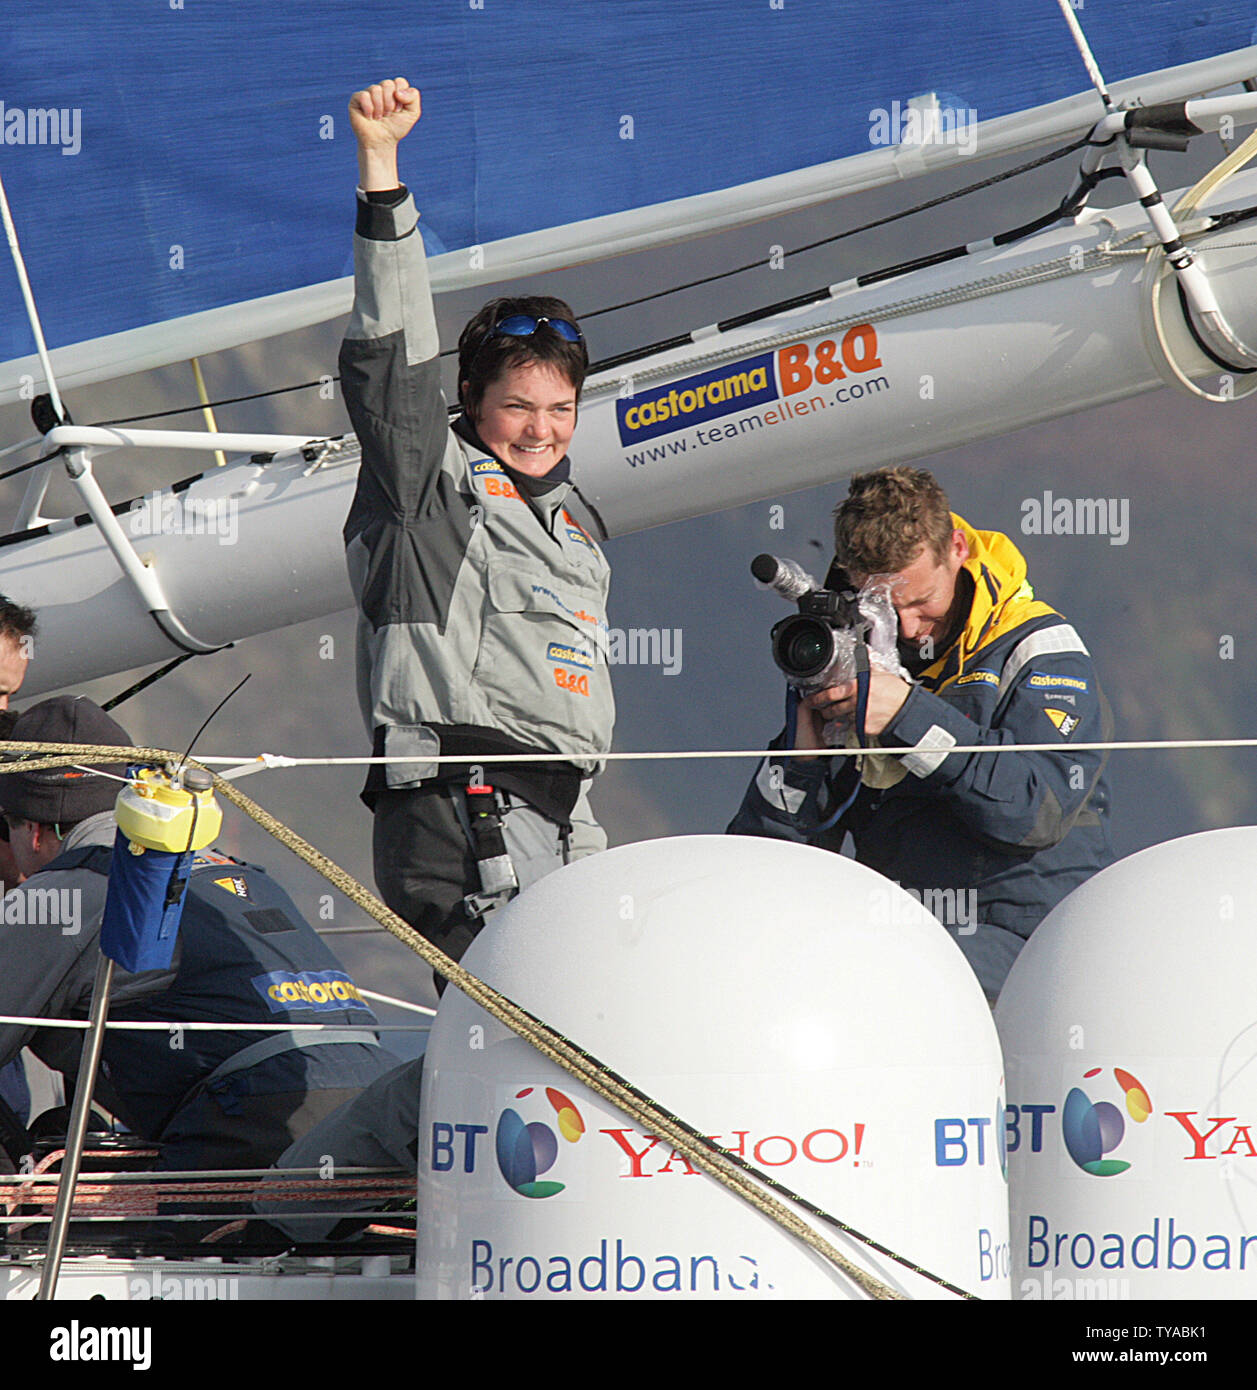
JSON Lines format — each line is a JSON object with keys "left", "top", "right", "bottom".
{"left": 729, "top": 466, "right": 1115, "bottom": 999}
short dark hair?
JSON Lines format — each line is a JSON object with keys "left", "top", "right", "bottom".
{"left": 833, "top": 467, "right": 955, "bottom": 577}
{"left": 0, "top": 596, "right": 36, "bottom": 647}
{"left": 457, "top": 295, "right": 588, "bottom": 419}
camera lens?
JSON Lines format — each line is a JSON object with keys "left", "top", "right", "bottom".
{"left": 772, "top": 615, "right": 836, "bottom": 680}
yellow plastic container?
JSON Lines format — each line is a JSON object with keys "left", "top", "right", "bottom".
{"left": 114, "top": 766, "right": 222, "bottom": 853}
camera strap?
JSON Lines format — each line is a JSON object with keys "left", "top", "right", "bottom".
{"left": 852, "top": 641, "right": 872, "bottom": 746}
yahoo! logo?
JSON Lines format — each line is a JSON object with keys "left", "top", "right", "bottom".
{"left": 1062, "top": 1067, "right": 1152, "bottom": 1177}
{"left": 495, "top": 1086, "right": 586, "bottom": 1198}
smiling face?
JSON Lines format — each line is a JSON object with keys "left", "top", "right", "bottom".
{"left": 467, "top": 361, "right": 578, "bottom": 478}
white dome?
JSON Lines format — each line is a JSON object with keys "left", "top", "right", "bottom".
{"left": 417, "top": 835, "right": 1008, "bottom": 1300}
{"left": 997, "top": 827, "right": 1257, "bottom": 1300}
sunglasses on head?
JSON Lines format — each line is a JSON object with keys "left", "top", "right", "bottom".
{"left": 492, "top": 314, "right": 583, "bottom": 344}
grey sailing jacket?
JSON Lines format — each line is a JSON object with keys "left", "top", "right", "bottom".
{"left": 341, "top": 190, "right": 614, "bottom": 788}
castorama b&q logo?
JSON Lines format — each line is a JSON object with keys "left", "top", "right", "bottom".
{"left": 495, "top": 1086, "right": 586, "bottom": 1198}
{"left": 1061, "top": 1067, "right": 1152, "bottom": 1177}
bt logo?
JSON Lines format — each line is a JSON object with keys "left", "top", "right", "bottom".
{"left": 934, "top": 1095, "right": 1008, "bottom": 1177}
{"left": 495, "top": 1086, "right": 586, "bottom": 1198}
{"left": 1061, "top": 1067, "right": 1152, "bottom": 1176}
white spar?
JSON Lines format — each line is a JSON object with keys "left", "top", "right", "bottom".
{"left": 4, "top": 175, "right": 1256, "bottom": 695}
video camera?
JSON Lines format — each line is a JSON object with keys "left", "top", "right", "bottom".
{"left": 751, "top": 553, "right": 874, "bottom": 693}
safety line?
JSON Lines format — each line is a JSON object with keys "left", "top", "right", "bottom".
{"left": 145, "top": 734, "right": 1257, "bottom": 778}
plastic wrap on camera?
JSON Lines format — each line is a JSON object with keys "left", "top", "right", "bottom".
{"left": 826, "top": 581, "right": 912, "bottom": 788}
{"left": 805, "top": 579, "right": 906, "bottom": 699}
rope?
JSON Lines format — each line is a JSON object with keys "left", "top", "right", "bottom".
{"left": 0, "top": 742, "right": 978, "bottom": 1300}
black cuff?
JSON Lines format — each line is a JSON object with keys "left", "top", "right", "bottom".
{"left": 356, "top": 185, "right": 412, "bottom": 240}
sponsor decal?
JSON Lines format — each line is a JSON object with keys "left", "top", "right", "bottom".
{"left": 979, "top": 1227, "right": 1011, "bottom": 1283}
{"left": 562, "top": 510, "right": 595, "bottom": 550}
{"left": 470, "top": 1238, "right": 768, "bottom": 1295}
{"left": 1060, "top": 1067, "right": 1152, "bottom": 1176}
{"left": 1010, "top": 1064, "right": 1257, "bottom": 1168}
{"left": 252, "top": 969, "right": 370, "bottom": 1013}
{"left": 776, "top": 327, "right": 882, "bottom": 396}
{"left": 617, "top": 354, "right": 777, "bottom": 444}
{"left": 433, "top": 1111, "right": 866, "bottom": 1183}
{"left": 1044, "top": 708, "right": 1080, "bottom": 737}
{"left": 547, "top": 641, "right": 593, "bottom": 671}
{"left": 1029, "top": 672, "right": 1090, "bottom": 693}
{"left": 1026, "top": 1214, "right": 1256, "bottom": 1274}
{"left": 549, "top": 640, "right": 594, "bottom": 696}
{"left": 956, "top": 669, "right": 1000, "bottom": 687}
{"left": 495, "top": 1086, "right": 586, "bottom": 1198}
{"left": 553, "top": 670, "right": 590, "bottom": 696}
{"left": 529, "top": 583, "right": 607, "bottom": 637}
{"left": 213, "top": 875, "right": 251, "bottom": 899}
{"left": 1164, "top": 1110, "right": 1257, "bottom": 1161}
{"left": 935, "top": 1098, "right": 1009, "bottom": 1178}
{"left": 600, "top": 1123, "right": 867, "bottom": 1177}
{"left": 471, "top": 457, "right": 522, "bottom": 501}
{"left": 616, "top": 325, "right": 885, "bottom": 447}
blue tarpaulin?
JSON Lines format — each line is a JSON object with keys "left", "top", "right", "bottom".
{"left": 1, "top": 0, "right": 1254, "bottom": 363}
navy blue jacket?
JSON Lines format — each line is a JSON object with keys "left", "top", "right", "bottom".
{"left": 0, "top": 818, "right": 389, "bottom": 1164}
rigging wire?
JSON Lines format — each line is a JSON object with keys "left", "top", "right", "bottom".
{"left": 516, "top": 132, "right": 1100, "bottom": 329}
{"left": 0, "top": 447, "right": 59, "bottom": 484}
{"left": 0, "top": 170, "right": 66, "bottom": 423}
{"left": 103, "top": 653, "right": 199, "bottom": 712}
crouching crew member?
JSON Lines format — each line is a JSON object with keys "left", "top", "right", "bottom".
{"left": 730, "top": 467, "right": 1116, "bottom": 1001}
{"left": 0, "top": 696, "right": 394, "bottom": 1171}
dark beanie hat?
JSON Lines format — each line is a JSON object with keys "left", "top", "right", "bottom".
{"left": 0, "top": 696, "right": 132, "bottom": 826}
